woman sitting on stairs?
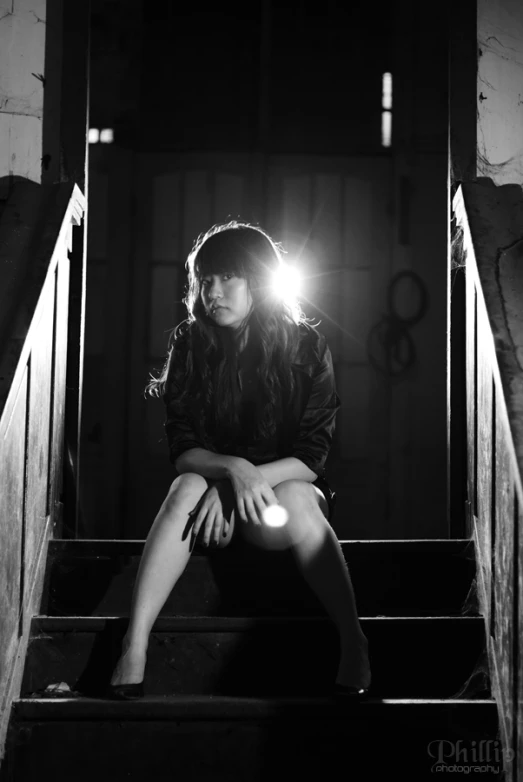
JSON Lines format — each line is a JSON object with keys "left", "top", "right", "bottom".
{"left": 108, "top": 221, "right": 371, "bottom": 699}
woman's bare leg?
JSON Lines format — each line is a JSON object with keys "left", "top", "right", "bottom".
{"left": 110, "top": 472, "right": 235, "bottom": 686}
{"left": 239, "top": 479, "right": 371, "bottom": 689}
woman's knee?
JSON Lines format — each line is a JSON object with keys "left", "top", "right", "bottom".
{"left": 165, "top": 472, "right": 208, "bottom": 508}
{"left": 273, "top": 479, "right": 317, "bottom": 507}
{"left": 273, "top": 479, "right": 329, "bottom": 537}
{"left": 275, "top": 478, "right": 330, "bottom": 521}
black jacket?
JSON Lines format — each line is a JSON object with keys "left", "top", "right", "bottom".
{"left": 162, "top": 321, "right": 341, "bottom": 481}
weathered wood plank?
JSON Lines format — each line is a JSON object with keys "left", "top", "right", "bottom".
{"left": 0, "top": 366, "right": 27, "bottom": 710}
{"left": 465, "top": 256, "right": 477, "bottom": 518}
{"left": 24, "top": 278, "right": 55, "bottom": 597}
{"left": 48, "top": 250, "right": 70, "bottom": 534}
{"left": 63, "top": 214, "right": 87, "bottom": 537}
{"left": 493, "top": 397, "right": 515, "bottom": 779}
{"left": 517, "top": 491, "right": 523, "bottom": 782}
{"left": 476, "top": 302, "right": 494, "bottom": 631}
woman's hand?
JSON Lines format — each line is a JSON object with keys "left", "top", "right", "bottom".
{"left": 190, "top": 481, "right": 231, "bottom": 547}
{"left": 227, "top": 459, "right": 280, "bottom": 527}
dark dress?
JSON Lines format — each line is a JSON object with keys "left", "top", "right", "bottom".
{"left": 162, "top": 321, "right": 340, "bottom": 521}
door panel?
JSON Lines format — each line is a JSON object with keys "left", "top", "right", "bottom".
{"left": 86, "top": 150, "right": 447, "bottom": 540}
{"left": 126, "top": 153, "right": 394, "bottom": 539}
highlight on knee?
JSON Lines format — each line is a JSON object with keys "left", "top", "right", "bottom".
{"left": 166, "top": 472, "right": 208, "bottom": 507}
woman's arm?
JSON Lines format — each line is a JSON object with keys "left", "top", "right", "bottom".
{"left": 287, "top": 338, "right": 341, "bottom": 478}
{"left": 176, "top": 449, "right": 316, "bottom": 487}
{"left": 256, "top": 457, "right": 317, "bottom": 487}
{"left": 255, "top": 340, "right": 339, "bottom": 488}
{"left": 175, "top": 448, "right": 248, "bottom": 480}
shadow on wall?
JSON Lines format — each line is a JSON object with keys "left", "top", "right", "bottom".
{"left": 0, "top": 178, "right": 46, "bottom": 351}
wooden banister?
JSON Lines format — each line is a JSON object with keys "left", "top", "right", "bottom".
{"left": 0, "top": 181, "right": 86, "bottom": 759}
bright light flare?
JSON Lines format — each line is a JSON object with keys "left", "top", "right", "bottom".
{"left": 381, "top": 72, "right": 392, "bottom": 148}
{"left": 100, "top": 128, "right": 114, "bottom": 144}
{"left": 261, "top": 504, "right": 289, "bottom": 528}
{"left": 382, "top": 72, "right": 392, "bottom": 110}
{"left": 381, "top": 111, "right": 392, "bottom": 148}
{"left": 271, "top": 263, "right": 302, "bottom": 304}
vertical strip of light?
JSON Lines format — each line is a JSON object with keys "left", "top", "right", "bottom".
{"left": 381, "top": 72, "right": 392, "bottom": 148}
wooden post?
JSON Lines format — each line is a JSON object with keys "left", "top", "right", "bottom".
{"left": 448, "top": 0, "right": 477, "bottom": 536}
{"left": 61, "top": 0, "right": 90, "bottom": 537}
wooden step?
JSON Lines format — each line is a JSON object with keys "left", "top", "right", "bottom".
{"left": 6, "top": 697, "right": 500, "bottom": 782}
{"left": 22, "top": 615, "right": 487, "bottom": 699}
{"left": 42, "top": 539, "right": 477, "bottom": 618}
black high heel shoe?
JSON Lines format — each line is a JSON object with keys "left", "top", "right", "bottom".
{"left": 333, "top": 683, "right": 370, "bottom": 699}
{"left": 106, "top": 681, "right": 144, "bottom": 700}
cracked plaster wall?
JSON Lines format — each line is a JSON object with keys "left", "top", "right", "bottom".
{"left": 472, "top": 2, "right": 523, "bottom": 472}
{"left": 462, "top": 182, "right": 523, "bottom": 472}
{"left": 0, "top": 0, "right": 46, "bottom": 188}
{"left": 477, "top": 0, "right": 523, "bottom": 185}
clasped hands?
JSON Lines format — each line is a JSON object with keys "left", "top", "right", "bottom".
{"left": 189, "top": 460, "right": 280, "bottom": 547}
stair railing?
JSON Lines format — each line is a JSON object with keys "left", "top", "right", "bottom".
{"left": 0, "top": 181, "right": 86, "bottom": 757}
{"left": 453, "top": 182, "right": 522, "bottom": 781}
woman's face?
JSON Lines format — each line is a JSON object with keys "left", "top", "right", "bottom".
{"left": 201, "top": 271, "right": 253, "bottom": 330}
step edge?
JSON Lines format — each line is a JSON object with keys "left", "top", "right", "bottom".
{"left": 48, "top": 538, "right": 474, "bottom": 548}
{"left": 12, "top": 695, "right": 498, "bottom": 722}
{"left": 30, "top": 614, "right": 486, "bottom": 631}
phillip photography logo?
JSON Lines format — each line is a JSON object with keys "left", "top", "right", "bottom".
{"left": 427, "top": 739, "right": 513, "bottom": 774}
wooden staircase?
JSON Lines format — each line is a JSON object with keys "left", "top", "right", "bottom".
{"left": 2, "top": 537, "right": 502, "bottom": 780}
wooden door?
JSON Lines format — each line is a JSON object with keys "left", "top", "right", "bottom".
{"left": 125, "top": 152, "right": 394, "bottom": 539}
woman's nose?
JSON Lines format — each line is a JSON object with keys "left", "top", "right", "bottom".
{"left": 208, "top": 280, "right": 223, "bottom": 299}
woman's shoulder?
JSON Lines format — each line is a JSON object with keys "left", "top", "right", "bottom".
{"left": 293, "top": 321, "right": 328, "bottom": 365}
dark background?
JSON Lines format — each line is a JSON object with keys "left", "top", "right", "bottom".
{"left": 89, "top": 0, "right": 395, "bottom": 154}
{"left": 83, "top": 0, "right": 450, "bottom": 541}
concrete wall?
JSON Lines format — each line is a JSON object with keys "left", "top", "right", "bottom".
{"left": 477, "top": 0, "right": 523, "bottom": 184}
{"left": 0, "top": 0, "right": 47, "bottom": 194}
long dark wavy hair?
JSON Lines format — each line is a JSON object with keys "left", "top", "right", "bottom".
{"left": 146, "top": 221, "right": 318, "bottom": 443}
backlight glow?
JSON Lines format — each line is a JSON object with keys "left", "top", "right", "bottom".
{"left": 271, "top": 263, "right": 302, "bottom": 303}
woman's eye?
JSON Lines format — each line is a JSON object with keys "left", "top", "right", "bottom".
{"left": 201, "top": 273, "right": 234, "bottom": 286}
